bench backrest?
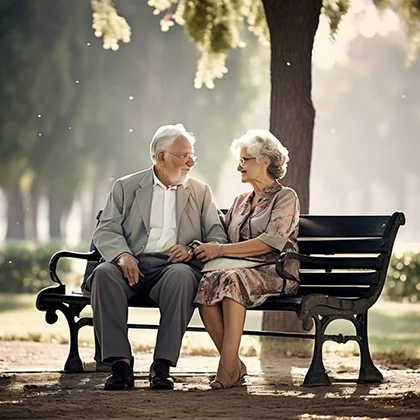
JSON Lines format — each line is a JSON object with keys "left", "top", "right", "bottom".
{"left": 294, "top": 213, "right": 405, "bottom": 305}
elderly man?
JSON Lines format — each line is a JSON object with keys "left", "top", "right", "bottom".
{"left": 86, "top": 124, "right": 227, "bottom": 391}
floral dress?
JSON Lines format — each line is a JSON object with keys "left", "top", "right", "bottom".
{"left": 194, "top": 183, "right": 300, "bottom": 309}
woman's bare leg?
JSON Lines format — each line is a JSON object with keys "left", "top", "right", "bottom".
{"left": 221, "top": 298, "right": 246, "bottom": 369}
{"left": 199, "top": 304, "right": 224, "bottom": 354}
{"left": 200, "top": 302, "right": 248, "bottom": 382}
{"left": 210, "top": 298, "right": 246, "bottom": 389}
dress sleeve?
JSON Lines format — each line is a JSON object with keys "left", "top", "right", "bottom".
{"left": 256, "top": 189, "right": 300, "bottom": 251}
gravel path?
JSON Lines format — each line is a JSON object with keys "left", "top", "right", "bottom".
{"left": 0, "top": 340, "right": 419, "bottom": 419}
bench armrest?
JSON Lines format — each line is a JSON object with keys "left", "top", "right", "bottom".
{"left": 49, "top": 250, "right": 101, "bottom": 285}
{"left": 276, "top": 252, "right": 384, "bottom": 279}
{"left": 275, "top": 252, "right": 301, "bottom": 281}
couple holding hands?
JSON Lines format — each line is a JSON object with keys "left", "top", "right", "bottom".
{"left": 85, "top": 123, "right": 300, "bottom": 391}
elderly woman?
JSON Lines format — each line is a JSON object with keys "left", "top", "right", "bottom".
{"left": 193, "top": 129, "right": 300, "bottom": 389}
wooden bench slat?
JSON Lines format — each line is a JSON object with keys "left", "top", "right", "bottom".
{"left": 298, "top": 255, "right": 384, "bottom": 270}
{"left": 298, "top": 238, "right": 387, "bottom": 254}
{"left": 249, "top": 296, "right": 303, "bottom": 311}
{"left": 299, "top": 215, "right": 391, "bottom": 238}
{"left": 300, "top": 271, "right": 380, "bottom": 286}
{"left": 297, "top": 285, "right": 372, "bottom": 298}
{"left": 39, "top": 291, "right": 305, "bottom": 312}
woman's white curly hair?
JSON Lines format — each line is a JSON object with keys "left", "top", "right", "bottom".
{"left": 230, "top": 129, "right": 290, "bottom": 179}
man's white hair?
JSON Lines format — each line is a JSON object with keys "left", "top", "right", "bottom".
{"left": 230, "top": 129, "right": 290, "bottom": 179}
{"left": 150, "top": 123, "right": 196, "bottom": 163}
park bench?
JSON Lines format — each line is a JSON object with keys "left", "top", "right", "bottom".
{"left": 36, "top": 211, "right": 405, "bottom": 386}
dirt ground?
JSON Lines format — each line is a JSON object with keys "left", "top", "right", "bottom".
{"left": 0, "top": 341, "right": 419, "bottom": 420}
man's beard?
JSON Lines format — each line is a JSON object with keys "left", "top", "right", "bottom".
{"left": 171, "top": 171, "right": 189, "bottom": 186}
{"left": 178, "top": 173, "right": 189, "bottom": 185}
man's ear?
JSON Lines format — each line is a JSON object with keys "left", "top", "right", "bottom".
{"left": 155, "top": 150, "right": 165, "bottom": 163}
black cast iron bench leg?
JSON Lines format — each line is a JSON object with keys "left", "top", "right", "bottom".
{"left": 303, "top": 315, "right": 331, "bottom": 386}
{"left": 46, "top": 303, "right": 89, "bottom": 372}
{"left": 356, "top": 311, "right": 383, "bottom": 383}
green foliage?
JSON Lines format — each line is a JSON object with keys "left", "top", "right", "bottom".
{"left": 135, "top": 0, "right": 269, "bottom": 88}
{"left": 385, "top": 252, "right": 420, "bottom": 303}
{"left": 245, "top": 0, "right": 269, "bottom": 43}
{"left": 210, "top": 22, "right": 233, "bottom": 54}
{"left": 136, "top": 0, "right": 420, "bottom": 88}
{"left": 399, "top": 0, "right": 420, "bottom": 60}
{"left": 90, "top": 1, "right": 420, "bottom": 89}
{"left": 322, "top": 0, "right": 350, "bottom": 36}
{"left": 375, "top": 0, "right": 420, "bottom": 61}
{"left": 91, "top": 0, "right": 131, "bottom": 50}
{"left": 182, "top": 0, "right": 213, "bottom": 47}
{"left": 0, "top": 242, "right": 70, "bottom": 293}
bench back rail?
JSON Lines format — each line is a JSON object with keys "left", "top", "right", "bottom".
{"left": 278, "top": 212, "right": 405, "bottom": 307}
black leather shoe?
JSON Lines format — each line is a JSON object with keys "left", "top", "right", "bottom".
{"left": 104, "top": 360, "right": 134, "bottom": 390}
{"left": 149, "top": 361, "right": 174, "bottom": 390}
{"left": 97, "top": 356, "right": 134, "bottom": 373}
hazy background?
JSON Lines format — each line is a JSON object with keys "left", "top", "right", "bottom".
{"left": 0, "top": 0, "right": 419, "bottom": 361}
{"left": 1, "top": 0, "right": 419, "bottom": 247}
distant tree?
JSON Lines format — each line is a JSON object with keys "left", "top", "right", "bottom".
{"left": 0, "top": 0, "right": 261, "bottom": 241}
{"left": 0, "top": 0, "right": 97, "bottom": 239}
{"left": 0, "top": 0, "right": 119, "bottom": 239}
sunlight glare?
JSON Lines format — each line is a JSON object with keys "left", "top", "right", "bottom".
{"left": 313, "top": 0, "right": 400, "bottom": 69}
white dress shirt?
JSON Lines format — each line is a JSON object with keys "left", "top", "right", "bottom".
{"left": 143, "top": 170, "right": 178, "bottom": 253}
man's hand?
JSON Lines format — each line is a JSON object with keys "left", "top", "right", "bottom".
{"left": 168, "top": 244, "right": 192, "bottom": 263}
{"left": 194, "top": 243, "right": 220, "bottom": 262}
{"left": 116, "top": 252, "right": 143, "bottom": 286}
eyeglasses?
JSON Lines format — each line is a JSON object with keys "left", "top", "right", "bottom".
{"left": 239, "top": 157, "right": 256, "bottom": 168}
{"left": 164, "top": 151, "right": 198, "bottom": 164}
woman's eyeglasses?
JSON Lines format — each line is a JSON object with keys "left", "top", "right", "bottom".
{"left": 239, "top": 157, "right": 256, "bottom": 168}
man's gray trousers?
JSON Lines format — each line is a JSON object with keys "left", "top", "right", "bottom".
{"left": 87, "top": 254, "right": 201, "bottom": 366}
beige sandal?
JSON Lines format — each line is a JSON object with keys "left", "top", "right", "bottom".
{"left": 209, "top": 359, "right": 247, "bottom": 382}
{"left": 239, "top": 359, "right": 247, "bottom": 380}
{"left": 210, "top": 363, "right": 241, "bottom": 390}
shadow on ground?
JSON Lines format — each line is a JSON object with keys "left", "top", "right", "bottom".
{"left": 1, "top": 341, "right": 419, "bottom": 419}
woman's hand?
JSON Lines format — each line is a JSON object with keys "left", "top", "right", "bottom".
{"left": 194, "top": 243, "right": 221, "bottom": 262}
{"left": 168, "top": 244, "right": 193, "bottom": 263}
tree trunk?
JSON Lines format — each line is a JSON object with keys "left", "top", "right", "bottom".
{"left": 261, "top": 0, "right": 322, "bottom": 335}
{"left": 48, "top": 194, "right": 63, "bottom": 240}
{"left": 262, "top": 0, "right": 321, "bottom": 213}
{"left": 80, "top": 189, "right": 94, "bottom": 244}
{"left": 81, "top": 178, "right": 106, "bottom": 243}
{"left": 27, "top": 176, "right": 41, "bottom": 241}
{"left": 6, "top": 182, "right": 25, "bottom": 240}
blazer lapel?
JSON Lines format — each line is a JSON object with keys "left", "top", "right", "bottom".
{"left": 176, "top": 182, "right": 191, "bottom": 229}
{"left": 135, "top": 168, "right": 154, "bottom": 233}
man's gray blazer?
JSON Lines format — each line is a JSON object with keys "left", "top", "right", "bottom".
{"left": 93, "top": 167, "right": 227, "bottom": 262}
